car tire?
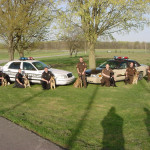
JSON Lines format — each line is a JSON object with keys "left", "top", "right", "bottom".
{"left": 138, "top": 72, "right": 143, "bottom": 80}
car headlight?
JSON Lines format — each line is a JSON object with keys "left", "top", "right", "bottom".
{"left": 90, "top": 74, "right": 97, "bottom": 77}
{"left": 90, "top": 74, "right": 102, "bottom": 78}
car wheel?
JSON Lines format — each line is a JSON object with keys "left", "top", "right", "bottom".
{"left": 138, "top": 72, "right": 143, "bottom": 80}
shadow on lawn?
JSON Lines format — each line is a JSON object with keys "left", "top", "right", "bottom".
{"left": 67, "top": 85, "right": 99, "bottom": 149}
{"left": 0, "top": 91, "right": 44, "bottom": 114}
{"left": 144, "top": 108, "right": 150, "bottom": 136}
{"left": 101, "top": 107, "right": 125, "bottom": 150}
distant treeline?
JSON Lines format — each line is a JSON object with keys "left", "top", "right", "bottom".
{"left": 1, "top": 41, "right": 150, "bottom": 50}
{"left": 37, "top": 41, "right": 150, "bottom": 50}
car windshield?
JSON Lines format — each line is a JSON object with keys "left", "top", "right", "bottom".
{"left": 99, "top": 61, "right": 127, "bottom": 69}
{"left": 32, "top": 61, "right": 49, "bottom": 70}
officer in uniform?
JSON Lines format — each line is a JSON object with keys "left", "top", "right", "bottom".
{"left": 147, "top": 66, "right": 150, "bottom": 82}
{"left": 13, "top": 68, "right": 25, "bottom": 88}
{"left": 41, "top": 67, "right": 53, "bottom": 90}
{"left": 125, "top": 62, "right": 137, "bottom": 84}
{"left": 101, "top": 64, "right": 114, "bottom": 87}
{"left": 76, "top": 57, "right": 87, "bottom": 88}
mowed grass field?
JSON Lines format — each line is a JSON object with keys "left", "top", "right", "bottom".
{"left": 0, "top": 50, "right": 150, "bottom": 150}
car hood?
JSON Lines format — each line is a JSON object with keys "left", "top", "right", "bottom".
{"left": 49, "top": 68, "right": 72, "bottom": 75}
{"left": 86, "top": 67, "right": 103, "bottom": 74}
{"left": 37, "top": 68, "right": 72, "bottom": 75}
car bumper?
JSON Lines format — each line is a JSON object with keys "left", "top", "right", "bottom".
{"left": 56, "top": 76, "right": 75, "bottom": 85}
{"left": 87, "top": 76, "right": 102, "bottom": 84}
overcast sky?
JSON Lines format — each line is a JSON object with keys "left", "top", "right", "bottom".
{"left": 113, "top": 26, "right": 150, "bottom": 42}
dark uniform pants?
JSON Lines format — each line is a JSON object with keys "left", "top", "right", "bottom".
{"left": 14, "top": 82, "right": 25, "bottom": 88}
{"left": 41, "top": 81, "right": 50, "bottom": 89}
{"left": 101, "top": 77, "right": 110, "bottom": 87}
{"left": 78, "top": 74, "right": 87, "bottom": 88}
{"left": 125, "top": 75, "right": 134, "bottom": 84}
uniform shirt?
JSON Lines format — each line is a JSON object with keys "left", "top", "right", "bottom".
{"left": 41, "top": 71, "right": 53, "bottom": 81}
{"left": 102, "top": 68, "right": 113, "bottom": 78}
{"left": 126, "top": 67, "right": 136, "bottom": 76}
{"left": 76, "top": 62, "right": 87, "bottom": 73}
{"left": 15, "top": 72, "right": 23, "bottom": 83}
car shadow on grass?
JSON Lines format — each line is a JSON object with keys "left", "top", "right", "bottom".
{"left": 101, "top": 107, "right": 125, "bottom": 150}
{"left": 144, "top": 108, "right": 150, "bottom": 136}
{"left": 0, "top": 91, "right": 44, "bottom": 115}
{"left": 66, "top": 85, "right": 99, "bottom": 149}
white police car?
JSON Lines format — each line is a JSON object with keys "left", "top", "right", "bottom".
{"left": 1, "top": 57, "right": 75, "bottom": 85}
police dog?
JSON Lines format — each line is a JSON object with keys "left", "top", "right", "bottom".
{"left": 1, "top": 73, "right": 10, "bottom": 86}
{"left": 1, "top": 77, "right": 7, "bottom": 86}
{"left": 24, "top": 74, "right": 31, "bottom": 88}
{"left": 73, "top": 77, "right": 82, "bottom": 88}
{"left": 50, "top": 76, "right": 56, "bottom": 89}
{"left": 132, "top": 71, "right": 139, "bottom": 85}
{"left": 110, "top": 72, "right": 117, "bottom": 87}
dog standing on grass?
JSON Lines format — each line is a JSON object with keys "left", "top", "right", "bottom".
{"left": 132, "top": 71, "right": 139, "bottom": 85}
{"left": 73, "top": 77, "right": 82, "bottom": 88}
{"left": 24, "top": 74, "right": 31, "bottom": 88}
{"left": 50, "top": 76, "right": 56, "bottom": 89}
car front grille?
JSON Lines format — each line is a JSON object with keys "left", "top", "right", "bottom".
{"left": 67, "top": 73, "right": 73, "bottom": 78}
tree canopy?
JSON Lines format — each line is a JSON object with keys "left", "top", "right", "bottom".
{"left": 0, "top": 0, "right": 54, "bottom": 60}
{"left": 60, "top": 0, "right": 150, "bottom": 68}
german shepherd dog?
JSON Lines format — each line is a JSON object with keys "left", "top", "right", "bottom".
{"left": 1, "top": 73, "right": 10, "bottom": 86}
{"left": 73, "top": 77, "right": 82, "bottom": 88}
{"left": 24, "top": 74, "right": 31, "bottom": 88}
{"left": 132, "top": 71, "right": 139, "bottom": 85}
{"left": 2, "top": 77, "right": 7, "bottom": 86}
{"left": 110, "top": 72, "right": 117, "bottom": 87}
{"left": 50, "top": 76, "right": 56, "bottom": 89}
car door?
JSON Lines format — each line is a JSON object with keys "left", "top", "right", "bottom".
{"left": 22, "top": 62, "right": 37, "bottom": 82}
{"left": 7, "top": 62, "right": 21, "bottom": 81}
{"left": 113, "top": 62, "right": 127, "bottom": 81}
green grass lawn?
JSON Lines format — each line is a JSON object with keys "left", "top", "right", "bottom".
{"left": 0, "top": 53, "right": 150, "bottom": 150}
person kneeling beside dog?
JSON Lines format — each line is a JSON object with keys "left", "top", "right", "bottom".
{"left": 101, "top": 64, "right": 116, "bottom": 87}
{"left": 125, "top": 62, "right": 137, "bottom": 85}
{"left": 13, "top": 69, "right": 25, "bottom": 88}
{"left": 41, "top": 67, "right": 54, "bottom": 90}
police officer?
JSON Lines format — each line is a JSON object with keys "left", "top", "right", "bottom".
{"left": 147, "top": 66, "right": 150, "bottom": 82}
{"left": 76, "top": 57, "right": 87, "bottom": 88}
{"left": 13, "top": 68, "right": 25, "bottom": 88}
{"left": 125, "top": 62, "right": 137, "bottom": 84}
{"left": 101, "top": 64, "right": 114, "bottom": 87}
{"left": 41, "top": 67, "right": 53, "bottom": 90}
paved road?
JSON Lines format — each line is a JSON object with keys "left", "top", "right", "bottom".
{"left": 0, "top": 117, "right": 65, "bottom": 150}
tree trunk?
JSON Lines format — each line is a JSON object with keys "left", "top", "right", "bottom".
{"left": 8, "top": 34, "right": 15, "bottom": 61}
{"left": 70, "top": 49, "right": 73, "bottom": 57}
{"left": 8, "top": 47, "right": 14, "bottom": 61}
{"left": 84, "top": 41, "right": 87, "bottom": 55}
{"left": 88, "top": 42, "right": 96, "bottom": 69}
{"left": 19, "top": 51, "right": 24, "bottom": 57}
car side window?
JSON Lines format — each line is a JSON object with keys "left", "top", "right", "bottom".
{"left": 119, "top": 62, "right": 127, "bottom": 69}
{"left": 9, "top": 62, "right": 21, "bottom": 69}
{"left": 23, "top": 62, "right": 36, "bottom": 71}
{"left": 135, "top": 62, "right": 140, "bottom": 67}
